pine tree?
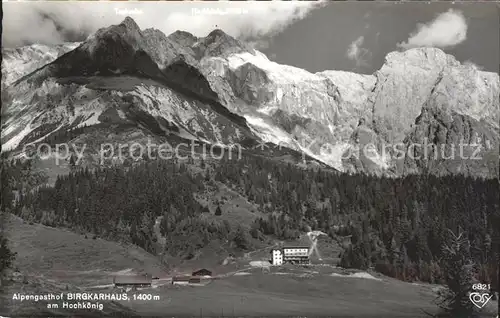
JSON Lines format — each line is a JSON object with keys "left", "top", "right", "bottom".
{"left": 436, "top": 228, "right": 477, "bottom": 318}
{"left": 69, "top": 154, "right": 76, "bottom": 167}
{"left": 0, "top": 160, "right": 16, "bottom": 284}
{"left": 0, "top": 208, "right": 16, "bottom": 283}
{"left": 0, "top": 165, "right": 14, "bottom": 212}
{"left": 0, "top": 235, "right": 16, "bottom": 280}
{"left": 66, "top": 99, "right": 75, "bottom": 116}
{"left": 231, "top": 225, "right": 250, "bottom": 250}
{"left": 215, "top": 205, "right": 222, "bottom": 216}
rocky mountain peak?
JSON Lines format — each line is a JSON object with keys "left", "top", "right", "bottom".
{"left": 197, "top": 29, "right": 254, "bottom": 58}
{"left": 383, "top": 47, "right": 460, "bottom": 71}
{"left": 142, "top": 28, "right": 191, "bottom": 67}
{"left": 82, "top": 17, "right": 144, "bottom": 57}
{"left": 167, "top": 30, "right": 198, "bottom": 47}
{"left": 96, "top": 16, "right": 143, "bottom": 42}
{"left": 207, "top": 29, "right": 230, "bottom": 39}
{"left": 120, "top": 16, "right": 141, "bottom": 32}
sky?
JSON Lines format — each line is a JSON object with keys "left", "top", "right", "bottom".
{"left": 2, "top": 1, "right": 499, "bottom": 74}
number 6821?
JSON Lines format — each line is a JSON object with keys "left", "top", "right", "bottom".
{"left": 472, "top": 283, "right": 491, "bottom": 291}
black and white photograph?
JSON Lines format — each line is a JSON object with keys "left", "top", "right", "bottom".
{"left": 1, "top": 1, "right": 499, "bottom": 317}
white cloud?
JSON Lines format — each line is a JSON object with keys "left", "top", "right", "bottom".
{"left": 346, "top": 36, "right": 371, "bottom": 68}
{"left": 2, "top": 1, "right": 326, "bottom": 48}
{"left": 463, "top": 60, "right": 484, "bottom": 71}
{"left": 347, "top": 36, "right": 365, "bottom": 60}
{"left": 398, "top": 9, "right": 467, "bottom": 49}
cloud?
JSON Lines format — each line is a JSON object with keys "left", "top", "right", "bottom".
{"left": 2, "top": 1, "right": 326, "bottom": 48}
{"left": 462, "top": 60, "right": 484, "bottom": 71}
{"left": 398, "top": 9, "right": 467, "bottom": 49}
{"left": 346, "top": 36, "right": 371, "bottom": 68}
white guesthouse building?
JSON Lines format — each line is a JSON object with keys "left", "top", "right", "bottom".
{"left": 271, "top": 246, "right": 309, "bottom": 265}
{"left": 272, "top": 249, "right": 284, "bottom": 265}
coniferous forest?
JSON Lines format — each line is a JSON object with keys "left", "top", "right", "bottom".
{"left": 3, "top": 153, "right": 499, "bottom": 290}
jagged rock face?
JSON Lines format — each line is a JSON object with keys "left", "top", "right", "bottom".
{"left": 2, "top": 17, "right": 498, "bottom": 177}
{"left": 199, "top": 46, "right": 498, "bottom": 176}
{"left": 70, "top": 18, "right": 198, "bottom": 77}
{"left": 228, "top": 62, "right": 272, "bottom": 105}
{"left": 144, "top": 29, "right": 198, "bottom": 68}
{"left": 197, "top": 51, "right": 379, "bottom": 170}
{"left": 401, "top": 104, "right": 499, "bottom": 177}
{"left": 341, "top": 122, "right": 389, "bottom": 176}
{"left": 163, "top": 57, "right": 219, "bottom": 102}
{"left": 428, "top": 65, "right": 499, "bottom": 128}
{"left": 370, "top": 50, "right": 450, "bottom": 144}
{"left": 167, "top": 30, "right": 198, "bottom": 47}
{"left": 1, "top": 42, "right": 80, "bottom": 86}
{"left": 368, "top": 49, "right": 499, "bottom": 177}
{"left": 1, "top": 77, "right": 254, "bottom": 152}
{"left": 371, "top": 49, "right": 499, "bottom": 145}
{"left": 34, "top": 18, "right": 167, "bottom": 80}
{"left": 202, "top": 51, "right": 378, "bottom": 144}
{"left": 195, "top": 29, "right": 255, "bottom": 59}
{"left": 1, "top": 19, "right": 258, "bottom": 152}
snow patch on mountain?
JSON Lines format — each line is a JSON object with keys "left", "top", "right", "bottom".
{"left": 244, "top": 115, "right": 293, "bottom": 146}
{"left": 227, "top": 52, "right": 320, "bottom": 83}
{"left": 75, "top": 110, "right": 103, "bottom": 129}
{"left": 244, "top": 114, "right": 347, "bottom": 170}
{"left": 2, "top": 124, "right": 33, "bottom": 151}
{"left": 312, "top": 142, "right": 351, "bottom": 171}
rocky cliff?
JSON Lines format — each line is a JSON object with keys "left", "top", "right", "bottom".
{"left": 2, "top": 17, "right": 498, "bottom": 177}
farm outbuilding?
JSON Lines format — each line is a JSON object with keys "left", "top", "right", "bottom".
{"left": 172, "top": 276, "right": 206, "bottom": 285}
{"left": 113, "top": 274, "right": 152, "bottom": 288}
{"left": 172, "top": 276, "right": 191, "bottom": 285}
{"left": 192, "top": 268, "right": 212, "bottom": 276}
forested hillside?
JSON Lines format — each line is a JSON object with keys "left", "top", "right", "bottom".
{"left": 4, "top": 153, "right": 499, "bottom": 289}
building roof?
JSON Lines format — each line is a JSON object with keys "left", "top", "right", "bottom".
{"left": 271, "top": 247, "right": 310, "bottom": 255}
{"left": 192, "top": 268, "right": 212, "bottom": 276}
{"left": 172, "top": 276, "right": 191, "bottom": 282}
{"left": 114, "top": 275, "right": 152, "bottom": 284}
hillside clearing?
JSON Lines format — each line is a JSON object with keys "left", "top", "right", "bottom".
{"left": 7, "top": 214, "right": 498, "bottom": 317}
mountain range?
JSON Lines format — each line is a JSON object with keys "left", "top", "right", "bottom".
{"left": 2, "top": 16, "right": 498, "bottom": 177}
